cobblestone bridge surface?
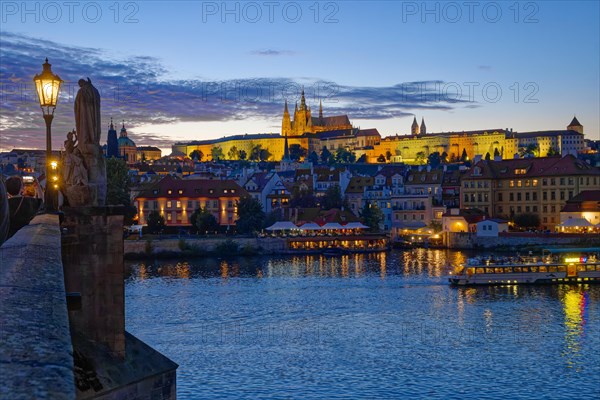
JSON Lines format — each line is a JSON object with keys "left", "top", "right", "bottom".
{"left": 0, "top": 214, "right": 75, "bottom": 399}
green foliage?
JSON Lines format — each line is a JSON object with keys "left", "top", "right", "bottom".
{"left": 189, "top": 150, "right": 203, "bottom": 161}
{"left": 460, "top": 148, "right": 469, "bottom": 162}
{"left": 215, "top": 239, "right": 239, "bottom": 255}
{"left": 307, "top": 151, "right": 319, "bottom": 164}
{"left": 321, "top": 184, "right": 345, "bottom": 210}
{"left": 427, "top": 152, "right": 441, "bottom": 168}
{"left": 494, "top": 148, "right": 501, "bottom": 157}
{"left": 238, "top": 149, "right": 247, "bottom": 160}
{"left": 356, "top": 154, "right": 367, "bottom": 163}
{"left": 513, "top": 213, "right": 541, "bottom": 229}
{"left": 227, "top": 146, "right": 238, "bottom": 160}
{"left": 190, "top": 207, "right": 219, "bottom": 233}
{"left": 385, "top": 150, "right": 392, "bottom": 161}
{"left": 377, "top": 154, "right": 386, "bottom": 163}
{"left": 105, "top": 158, "right": 137, "bottom": 224}
{"left": 249, "top": 144, "right": 263, "bottom": 161}
{"left": 547, "top": 147, "right": 560, "bottom": 157}
{"left": 320, "top": 147, "right": 333, "bottom": 164}
{"left": 485, "top": 152, "right": 491, "bottom": 160}
{"left": 290, "top": 187, "right": 317, "bottom": 208}
{"left": 211, "top": 146, "right": 224, "bottom": 161}
{"left": 415, "top": 151, "right": 426, "bottom": 165}
{"left": 429, "top": 221, "right": 443, "bottom": 232}
{"left": 289, "top": 144, "right": 307, "bottom": 161}
{"left": 146, "top": 210, "right": 165, "bottom": 234}
{"left": 259, "top": 148, "right": 272, "bottom": 161}
{"left": 518, "top": 144, "right": 539, "bottom": 158}
{"left": 441, "top": 151, "right": 449, "bottom": 163}
{"left": 360, "top": 201, "right": 383, "bottom": 232}
{"left": 236, "top": 196, "right": 265, "bottom": 234}
{"left": 335, "top": 148, "right": 356, "bottom": 163}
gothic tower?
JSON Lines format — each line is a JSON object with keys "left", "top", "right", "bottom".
{"left": 282, "top": 100, "right": 292, "bottom": 136}
{"left": 411, "top": 116, "right": 420, "bottom": 135}
{"left": 106, "top": 118, "right": 119, "bottom": 158}
{"left": 567, "top": 116, "right": 583, "bottom": 134}
{"left": 420, "top": 117, "right": 427, "bottom": 135}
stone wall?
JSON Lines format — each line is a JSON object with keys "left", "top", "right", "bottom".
{"left": 125, "top": 236, "right": 287, "bottom": 255}
{"left": 0, "top": 214, "right": 75, "bottom": 399}
{"left": 444, "top": 231, "right": 600, "bottom": 249}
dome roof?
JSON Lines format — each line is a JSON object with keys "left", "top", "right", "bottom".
{"left": 118, "top": 136, "right": 136, "bottom": 147}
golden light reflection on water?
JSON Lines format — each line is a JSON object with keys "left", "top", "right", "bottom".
{"left": 138, "top": 263, "right": 148, "bottom": 280}
{"left": 561, "top": 288, "right": 588, "bottom": 371}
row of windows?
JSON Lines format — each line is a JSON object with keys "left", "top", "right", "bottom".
{"left": 142, "top": 200, "right": 234, "bottom": 209}
{"left": 395, "top": 213, "right": 426, "bottom": 221}
{"left": 467, "top": 190, "right": 575, "bottom": 203}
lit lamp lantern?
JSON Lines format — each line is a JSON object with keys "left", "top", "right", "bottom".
{"left": 33, "top": 58, "right": 63, "bottom": 212}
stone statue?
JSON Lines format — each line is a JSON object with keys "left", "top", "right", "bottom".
{"left": 70, "top": 78, "right": 106, "bottom": 206}
{"left": 62, "top": 130, "right": 88, "bottom": 186}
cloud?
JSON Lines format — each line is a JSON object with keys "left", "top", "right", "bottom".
{"left": 0, "top": 31, "right": 474, "bottom": 150}
{"left": 478, "top": 65, "right": 492, "bottom": 71}
{"left": 251, "top": 49, "right": 296, "bottom": 56}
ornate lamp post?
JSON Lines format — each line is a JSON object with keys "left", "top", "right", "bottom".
{"left": 33, "top": 58, "right": 63, "bottom": 212}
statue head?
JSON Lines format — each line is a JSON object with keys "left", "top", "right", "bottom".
{"left": 78, "top": 79, "right": 86, "bottom": 88}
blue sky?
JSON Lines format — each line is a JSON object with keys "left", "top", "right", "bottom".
{"left": 1, "top": 1, "right": 599, "bottom": 154}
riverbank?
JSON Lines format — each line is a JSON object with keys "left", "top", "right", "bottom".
{"left": 124, "top": 234, "right": 390, "bottom": 259}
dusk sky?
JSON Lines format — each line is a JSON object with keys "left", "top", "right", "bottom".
{"left": 1, "top": 1, "right": 599, "bottom": 154}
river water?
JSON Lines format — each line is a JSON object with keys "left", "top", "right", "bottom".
{"left": 125, "top": 249, "right": 600, "bottom": 399}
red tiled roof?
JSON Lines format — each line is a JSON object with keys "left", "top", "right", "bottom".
{"left": 137, "top": 175, "right": 247, "bottom": 199}
{"left": 464, "top": 155, "right": 600, "bottom": 180}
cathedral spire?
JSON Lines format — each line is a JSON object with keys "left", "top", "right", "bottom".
{"left": 319, "top": 99, "right": 323, "bottom": 119}
{"left": 300, "top": 87, "right": 306, "bottom": 110}
{"left": 284, "top": 99, "right": 289, "bottom": 114}
{"left": 109, "top": 117, "right": 114, "bottom": 130}
{"left": 420, "top": 117, "right": 426, "bottom": 135}
{"left": 411, "top": 116, "right": 420, "bottom": 135}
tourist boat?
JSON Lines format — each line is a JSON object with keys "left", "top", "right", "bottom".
{"left": 448, "top": 248, "right": 600, "bottom": 286}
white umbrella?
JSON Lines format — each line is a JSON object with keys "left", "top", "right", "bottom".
{"left": 265, "top": 221, "right": 299, "bottom": 231}
{"left": 343, "top": 222, "right": 369, "bottom": 229}
{"left": 299, "top": 222, "right": 322, "bottom": 231}
{"left": 559, "top": 218, "right": 593, "bottom": 227}
{"left": 321, "top": 222, "right": 344, "bottom": 230}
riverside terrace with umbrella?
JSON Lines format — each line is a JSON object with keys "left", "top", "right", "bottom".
{"left": 261, "top": 220, "right": 388, "bottom": 253}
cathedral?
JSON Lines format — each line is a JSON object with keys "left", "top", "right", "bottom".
{"left": 282, "top": 89, "right": 353, "bottom": 137}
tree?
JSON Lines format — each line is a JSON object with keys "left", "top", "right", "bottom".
{"left": 236, "top": 196, "right": 265, "bottom": 234}
{"left": 460, "top": 148, "right": 468, "bottom": 162}
{"left": 427, "top": 152, "right": 441, "bottom": 168}
{"left": 307, "top": 151, "right": 319, "bottom": 164}
{"left": 519, "top": 144, "right": 538, "bottom": 158}
{"left": 147, "top": 210, "right": 165, "bottom": 234}
{"left": 211, "top": 146, "right": 224, "bottom": 161}
{"left": 250, "top": 144, "right": 262, "bottom": 161}
{"left": 377, "top": 154, "right": 386, "bottom": 163}
{"left": 513, "top": 213, "right": 540, "bottom": 229}
{"left": 321, "top": 184, "right": 345, "bottom": 210}
{"left": 493, "top": 148, "right": 501, "bottom": 158}
{"left": 106, "top": 158, "right": 136, "bottom": 224}
{"left": 227, "top": 146, "right": 238, "bottom": 160}
{"left": 415, "top": 151, "right": 426, "bottom": 165}
{"left": 259, "top": 148, "right": 272, "bottom": 161}
{"left": 335, "top": 147, "right": 356, "bottom": 164}
{"left": 189, "top": 149, "right": 203, "bottom": 161}
{"left": 360, "top": 201, "right": 383, "bottom": 232}
{"left": 290, "top": 187, "right": 317, "bottom": 208}
{"left": 238, "top": 149, "right": 247, "bottom": 160}
{"left": 440, "top": 151, "right": 449, "bottom": 163}
{"left": 289, "top": 144, "right": 307, "bottom": 161}
{"left": 485, "top": 152, "right": 491, "bottom": 161}
{"left": 320, "top": 147, "right": 333, "bottom": 164}
{"left": 547, "top": 147, "right": 560, "bottom": 157}
{"left": 190, "top": 207, "right": 218, "bottom": 233}
{"left": 385, "top": 150, "right": 392, "bottom": 161}
{"left": 356, "top": 154, "right": 367, "bottom": 163}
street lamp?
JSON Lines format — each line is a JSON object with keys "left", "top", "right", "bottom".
{"left": 33, "top": 58, "right": 63, "bottom": 212}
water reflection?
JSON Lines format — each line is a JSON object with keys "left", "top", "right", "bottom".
{"left": 561, "top": 287, "right": 589, "bottom": 372}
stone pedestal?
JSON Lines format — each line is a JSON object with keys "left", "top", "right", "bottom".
{"left": 61, "top": 206, "right": 125, "bottom": 359}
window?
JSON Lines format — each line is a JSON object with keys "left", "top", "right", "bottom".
{"left": 532, "top": 179, "right": 538, "bottom": 187}
{"left": 498, "top": 206, "right": 503, "bottom": 213}
{"left": 517, "top": 206, "right": 522, "bottom": 213}
{"left": 178, "top": 189, "right": 183, "bottom": 195}
{"left": 167, "top": 190, "right": 172, "bottom": 194}
{"left": 188, "top": 201, "right": 192, "bottom": 209}
{"left": 510, "top": 193, "right": 514, "bottom": 201}
{"left": 167, "top": 213, "right": 172, "bottom": 221}
{"left": 510, "top": 180, "right": 515, "bottom": 188}
{"left": 464, "top": 194, "right": 469, "bottom": 202}
{"left": 532, "top": 192, "right": 537, "bottom": 201}
{"left": 533, "top": 206, "right": 538, "bottom": 212}
{"left": 517, "top": 180, "right": 522, "bottom": 187}
{"left": 550, "top": 178, "right": 556, "bottom": 185}
{"left": 515, "top": 168, "right": 526, "bottom": 175}
{"left": 543, "top": 206, "right": 547, "bottom": 213}
{"left": 568, "top": 177, "right": 574, "bottom": 185}
{"left": 525, "top": 193, "right": 530, "bottom": 201}
{"left": 224, "top": 189, "right": 228, "bottom": 193}
{"left": 166, "top": 201, "right": 172, "bottom": 208}
{"left": 543, "top": 217, "right": 547, "bottom": 223}
{"left": 542, "top": 179, "right": 547, "bottom": 186}
{"left": 209, "top": 189, "right": 214, "bottom": 194}
{"left": 517, "top": 193, "right": 521, "bottom": 201}
{"left": 543, "top": 192, "right": 547, "bottom": 201}
{"left": 560, "top": 191, "right": 565, "bottom": 201}
{"left": 213, "top": 200, "right": 218, "bottom": 208}
{"left": 154, "top": 201, "right": 158, "bottom": 209}
{"left": 176, "top": 201, "right": 181, "bottom": 208}
{"left": 231, "top": 189, "right": 236, "bottom": 194}
{"left": 560, "top": 178, "right": 565, "bottom": 186}
{"left": 228, "top": 200, "right": 233, "bottom": 208}
{"left": 176, "top": 212, "right": 182, "bottom": 222}
{"left": 525, "top": 206, "right": 530, "bottom": 212}
{"left": 498, "top": 193, "right": 503, "bottom": 201}
{"left": 568, "top": 191, "right": 573, "bottom": 200}
{"left": 525, "top": 180, "right": 530, "bottom": 187}
{"left": 143, "top": 201, "right": 148, "bottom": 209}
{"left": 551, "top": 205, "right": 556, "bottom": 213}
{"left": 551, "top": 191, "right": 556, "bottom": 200}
